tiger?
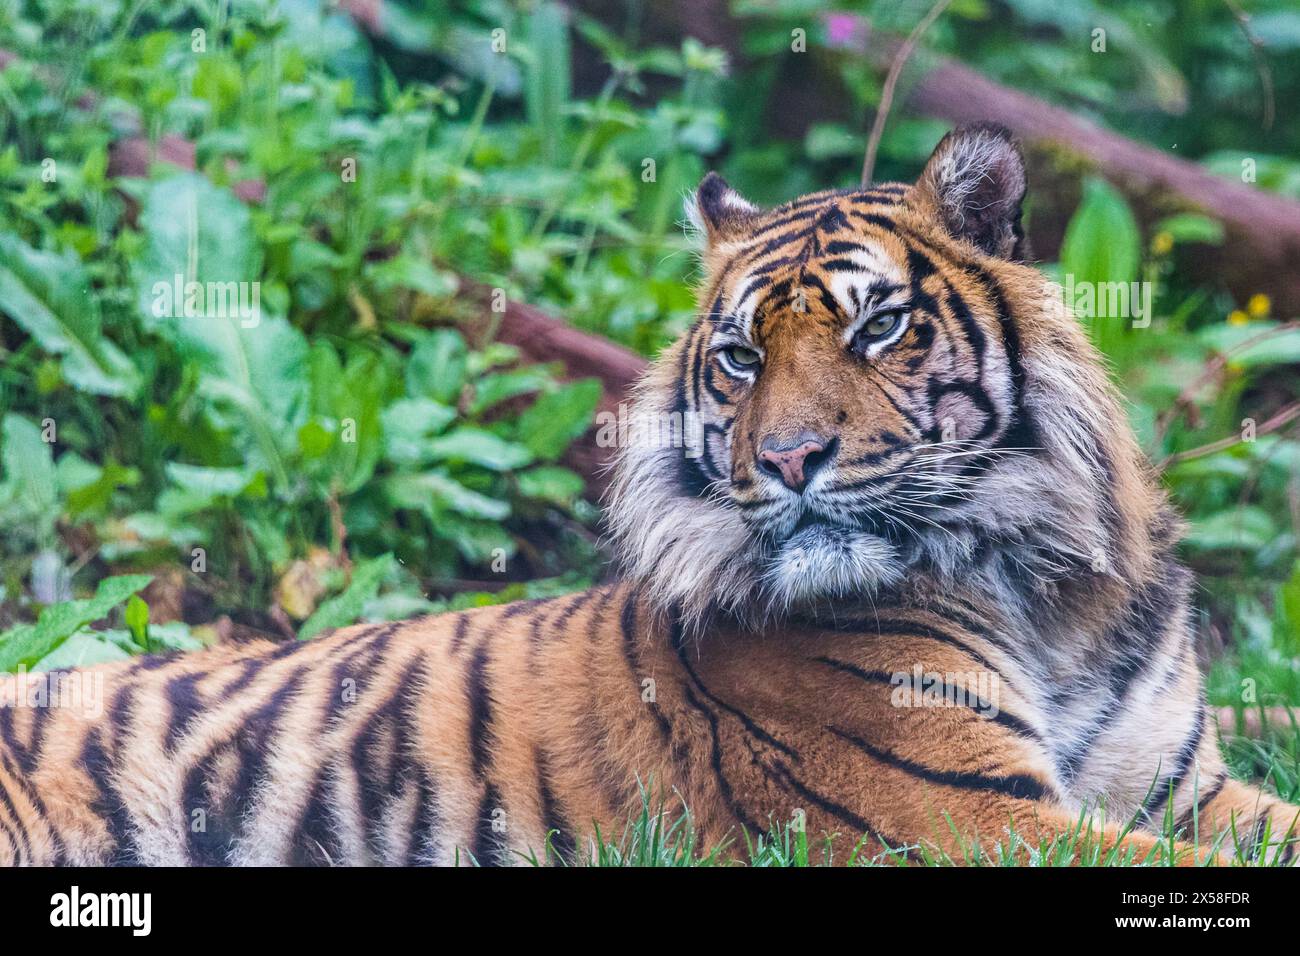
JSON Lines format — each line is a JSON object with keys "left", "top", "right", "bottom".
{"left": 1, "top": 123, "right": 1296, "bottom": 866}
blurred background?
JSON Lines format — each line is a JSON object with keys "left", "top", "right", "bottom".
{"left": 0, "top": 1, "right": 1297, "bottom": 781}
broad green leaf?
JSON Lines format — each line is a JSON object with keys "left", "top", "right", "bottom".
{"left": 1060, "top": 177, "right": 1140, "bottom": 354}
{"left": 381, "top": 397, "right": 458, "bottom": 466}
{"left": 125, "top": 595, "right": 150, "bottom": 650}
{"left": 165, "top": 462, "right": 263, "bottom": 499}
{"left": 1197, "top": 322, "right": 1300, "bottom": 369}
{"left": 425, "top": 428, "right": 533, "bottom": 471}
{"left": 132, "top": 175, "right": 305, "bottom": 479}
{"left": 0, "top": 573, "right": 153, "bottom": 672}
{"left": 299, "top": 553, "right": 395, "bottom": 640}
{"left": 1153, "top": 213, "right": 1224, "bottom": 246}
{"left": 516, "top": 465, "right": 585, "bottom": 504}
{"left": 435, "top": 513, "right": 516, "bottom": 564}
{"left": 32, "top": 631, "right": 132, "bottom": 671}
{"left": 0, "top": 414, "right": 58, "bottom": 544}
{"left": 470, "top": 366, "right": 553, "bottom": 415}
{"left": 1183, "top": 508, "right": 1277, "bottom": 553}
{"left": 405, "top": 329, "right": 468, "bottom": 404}
{"left": 516, "top": 379, "right": 601, "bottom": 461}
{"left": 0, "top": 233, "right": 140, "bottom": 396}
{"left": 133, "top": 174, "right": 261, "bottom": 331}
{"left": 383, "top": 471, "right": 510, "bottom": 521}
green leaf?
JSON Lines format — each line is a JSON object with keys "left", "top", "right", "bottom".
{"left": 1059, "top": 177, "right": 1140, "bottom": 354}
{"left": 470, "top": 366, "right": 553, "bottom": 415}
{"left": 132, "top": 174, "right": 261, "bottom": 330}
{"left": 1152, "top": 213, "right": 1224, "bottom": 246}
{"left": 0, "top": 414, "right": 59, "bottom": 544}
{"left": 381, "top": 397, "right": 458, "bottom": 466}
{"left": 1183, "top": 508, "right": 1277, "bottom": 553}
{"left": 425, "top": 428, "right": 533, "bottom": 471}
{"left": 165, "top": 462, "right": 264, "bottom": 499}
{"left": 299, "top": 553, "right": 394, "bottom": 640}
{"left": 0, "top": 233, "right": 139, "bottom": 396}
{"left": 308, "top": 344, "right": 390, "bottom": 493}
{"left": 32, "top": 631, "right": 133, "bottom": 671}
{"left": 406, "top": 329, "right": 468, "bottom": 404}
{"left": 516, "top": 379, "right": 601, "bottom": 461}
{"left": 1197, "top": 322, "right": 1300, "bottom": 369}
{"left": 0, "top": 574, "right": 153, "bottom": 672}
{"left": 124, "top": 595, "right": 150, "bottom": 651}
{"left": 516, "top": 465, "right": 585, "bottom": 504}
{"left": 383, "top": 471, "right": 510, "bottom": 521}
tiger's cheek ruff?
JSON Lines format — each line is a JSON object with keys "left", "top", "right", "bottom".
{"left": 604, "top": 352, "right": 766, "bottom": 626}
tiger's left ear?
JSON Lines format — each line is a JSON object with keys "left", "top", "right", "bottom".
{"left": 685, "top": 172, "right": 761, "bottom": 244}
{"left": 914, "top": 123, "right": 1028, "bottom": 260}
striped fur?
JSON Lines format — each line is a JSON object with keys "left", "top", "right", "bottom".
{"left": 1, "top": 125, "right": 1295, "bottom": 865}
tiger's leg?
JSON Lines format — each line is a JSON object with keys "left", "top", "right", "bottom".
{"left": 1175, "top": 772, "right": 1300, "bottom": 864}
{"left": 795, "top": 709, "right": 1209, "bottom": 867}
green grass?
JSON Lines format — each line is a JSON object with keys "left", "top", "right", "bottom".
{"left": 514, "top": 747, "right": 1300, "bottom": 867}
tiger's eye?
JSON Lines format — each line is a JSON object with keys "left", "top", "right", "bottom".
{"left": 725, "top": 345, "right": 762, "bottom": 367}
{"left": 863, "top": 313, "right": 899, "bottom": 337}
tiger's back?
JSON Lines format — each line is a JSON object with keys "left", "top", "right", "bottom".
{"left": 4, "top": 581, "right": 1293, "bottom": 865}
{"left": 0, "top": 585, "right": 1100, "bottom": 865}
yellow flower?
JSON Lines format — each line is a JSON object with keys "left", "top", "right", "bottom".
{"left": 1227, "top": 309, "right": 1249, "bottom": 326}
{"left": 1247, "top": 293, "right": 1270, "bottom": 317}
{"left": 1151, "top": 231, "right": 1174, "bottom": 256}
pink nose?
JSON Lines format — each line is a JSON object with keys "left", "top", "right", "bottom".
{"left": 757, "top": 439, "right": 828, "bottom": 492}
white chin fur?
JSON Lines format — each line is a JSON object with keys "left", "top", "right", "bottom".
{"left": 763, "top": 525, "right": 902, "bottom": 611}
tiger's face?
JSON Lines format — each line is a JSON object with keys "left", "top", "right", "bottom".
{"left": 609, "top": 124, "right": 1148, "bottom": 626}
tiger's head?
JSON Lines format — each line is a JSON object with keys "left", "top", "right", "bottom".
{"left": 608, "top": 124, "right": 1168, "bottom": 628}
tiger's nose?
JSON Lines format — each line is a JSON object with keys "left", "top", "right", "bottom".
{"left": 756, "top": 435, "right": 835, "bottom": 492}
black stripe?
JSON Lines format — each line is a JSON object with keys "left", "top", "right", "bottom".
{"left": 341, "top": 645, "right": 426, "bottom": 860}
{"left": 81, "top": 684, "right": 138, "bottom": 865}
{"left": 801, "top": 616, "right": 1001, "bottom": 678}
{"left": 535, "top": 749, "right": 576, "bottom": 864}
{"left": 1175, "top": 773, "right": 1227, "bottom": 833}
{"left": 812, "top": 656, "right": 1037, "bottom": 740}
{"left": 471, "top": 783, "right": 504, "bottom": 866}
{"left": 827, "top": 725, "right": 1050, "bottom": 801}
{"left": 293, "top": 770, "right": 342, "bottom": 865}
{"left": 680, "top": 684, "right": 764, "bottom": 835}
{"left": 0, "top": 748, "right": 61, "bottom": 864}
{"left": 406, "top": 766, "right": 438, "bottom": 866}
{"left": 769, "top": 759, "right": 901, "bottom": 853}
{"left": 449, "top": 613, "right": 472, "bottom": 654}
{"left": 466, "top": 642, "right": 496, "bottom": 778}
{"left": 0, "top": 773, "right": 31, "bottom": 864}
{"left": 1142, "top": 706, "right": 1207, "bottom": 819}
{"left": 619, "top": 592, "right": 672, "bottom": 742}
{"left": 228, "top": 665, "right": 310, "bottom": 835}
{"left": 164, "top": 670, "right": 206, "bottom": 754}
{"left": 669, "top": 612, "right": 799, "bottom": 760}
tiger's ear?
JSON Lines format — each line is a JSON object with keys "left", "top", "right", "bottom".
{"left": 685, "top": 172, "right": 761, "bottom": 244}
{"left": 915, "top": 123, "right": 1027, "bottom": 260}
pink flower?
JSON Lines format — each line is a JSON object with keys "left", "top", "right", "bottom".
{"left": 823, "top": 13, "right": 867, "bottom": 49}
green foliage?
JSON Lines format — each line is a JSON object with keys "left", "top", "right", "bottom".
{"left": 0, "top": 0, "right": 1296, "bottom": 714}
{"left": 0, "top": 574, "right": 152, "bottom": 671}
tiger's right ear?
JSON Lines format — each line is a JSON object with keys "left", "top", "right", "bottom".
{"left": 914, "top": 123, "right": 1028, "bottom": 260}
{"left": 685, "top": 172, "right": 761, "bottom": 243}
